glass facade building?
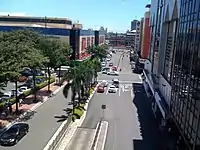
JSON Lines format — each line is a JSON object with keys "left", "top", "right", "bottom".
{"left": 171, "top": 0, "right": 200, "bottom": 149}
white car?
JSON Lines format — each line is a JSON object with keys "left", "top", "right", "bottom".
{"left": 108, "top": 85, "right": 117, "bottom": 93}
{"left": 19, "top": 86, "right": 29, "bottom": 93}
{"left": 107, "top": 71, "right": 119, "bottom": 76}
{"left": 101, "top": 62, "right": 106, "bottom": 67}
{"left": 101, "top": 80, "right": 108, "bottom": 87}
{"left": 106, "top": 58, "right": 111, "bottom": 61}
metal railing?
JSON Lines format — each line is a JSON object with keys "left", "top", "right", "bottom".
{"left": 48, "top": 115, "right": 72, "bottom": 150}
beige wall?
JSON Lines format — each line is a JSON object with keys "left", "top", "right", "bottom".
{"left": 47, "top": 35, "right": 70, "bottom": 44}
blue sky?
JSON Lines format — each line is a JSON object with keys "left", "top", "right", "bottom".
{"left": 1, "top": 0, "right": 150, "bottom": 32}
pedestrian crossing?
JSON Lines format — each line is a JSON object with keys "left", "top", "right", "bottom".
{"left": 97, "top": 80, "right": 142, "bottom": 84}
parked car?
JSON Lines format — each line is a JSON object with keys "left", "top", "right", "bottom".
{"left": 107, "top": 71, "right": 119, "bottom": 76}
{"left": 19, "top": 86, "right": 29, "bottom": 93}
{"left": 97, "top": 85, "right": 105, "bottom": 93}
{"left": 108, "top": 85, "right": 117, "bottom": 93}
{"left": 0, "top": 122, "right": 29, "bottom": 146}
{"left": 1, "top": 92, "right": 12, "bottom": 100}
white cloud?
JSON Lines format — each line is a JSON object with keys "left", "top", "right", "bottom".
{"left": 0, "top": 12, "right": 30, "bottom": 16}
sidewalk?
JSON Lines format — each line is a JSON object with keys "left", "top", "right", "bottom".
{"left": 0, "top": 81, "right": 67, "bottom": 130}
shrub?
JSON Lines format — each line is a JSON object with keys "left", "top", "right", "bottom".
{"left": 23, "top": 89, "right": 33, "bottom": 96}
{"left": 72, "top": 106, "right": 84, "bottom": 120}
{"left": 89, "top": 88, "right": 94, "bottom": 95}
{"left": 0, "top": 103, "right": 4, "bottom": 110}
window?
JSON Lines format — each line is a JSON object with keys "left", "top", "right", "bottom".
{"left": 0, "top": 17, "right": 72, "bottom": 25}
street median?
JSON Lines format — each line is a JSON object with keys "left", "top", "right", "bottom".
{"left": 43, "top": 83, "right": 99, "bottom": 150}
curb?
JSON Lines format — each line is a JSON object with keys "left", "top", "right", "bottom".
{"left": 90, "top": 122, "right": 100, "bottom": 149}
{"left": 0, "top": 83, "right": 66, "bottom": 132}
{"left": 45, "top": 83, "right": 99, "bottom": 150}
{"left": 94, "top": 121, "right": 109, "bottom": 150}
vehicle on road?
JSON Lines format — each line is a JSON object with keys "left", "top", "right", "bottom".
{"left": 0, "top": 122, "right": 29, "bottom": 146}
{"left": 108, "top": 85, "right": 117, "bottom": 93}
{"left": 97, "top": 85, "right": 105, "bottom": 93}
{"left": 101, "top": 62, "right": 106, "bottom": 67}
{"left": 112, "top": 79, "right": 119, "bottom": 88}
{"left": 100, "top": 80, "right": 108, "bottom": 87}
{"left": 107, "top": 71, "right": 119, "bottom": 76}
{"left": 112, "top": 66, "right": 118, "bottom": 71}
{"left": 101, "top": 67, "right": 110, "bottom": 74}
{"left": 109, "top": 63, "right": 113, "bottom": 67}
{"left": 106, "top": 58, "right": 111, "bottom": 61}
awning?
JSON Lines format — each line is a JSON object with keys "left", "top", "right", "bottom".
{"left": 143, "top": 70, "right": 154, "bottom": 93}
{"left": 155, "top": 91, "right": 169, "bottom": 119}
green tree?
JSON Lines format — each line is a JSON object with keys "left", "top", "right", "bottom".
{"left": 0, "top": 30, "right": 48, "bottom": 114}
{"left": 54, "top": 42, "right": 72, "bottom": 86}
{"left": 86, "top": 45, "right": 107, "bottom": 61}
{"left": 39, "top": 38, "right": 59, "bottom": 92}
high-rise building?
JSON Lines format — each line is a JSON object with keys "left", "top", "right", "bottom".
{"left": 139, "top": 18, "right": 144, "bottom": 56}
{"left": 131, "top": 20, "right": 138, "bottom": 31}
{"left": 141, "top": 6, "right": 150, "bottom": 59}
{"left": 143, "top": 0, "right": 200, "bottom": 149}
{"left": 134, "top": 21, "right": 141, "bottom": 52}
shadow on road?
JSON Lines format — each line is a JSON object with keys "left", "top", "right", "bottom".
{"left": 132, "top": 83, "right": 162, "bottom": 150}
{"left": 54, "top": 115, "right": 68, "bottom": 122}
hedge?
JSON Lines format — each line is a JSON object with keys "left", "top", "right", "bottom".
{"left": 72, "top": 105, "right": 85, "bottom": 121}
{"left": 0, "top": 77, "right": 55, "bottom": 109}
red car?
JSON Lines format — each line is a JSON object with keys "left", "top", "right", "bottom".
{"left": 112, "top": 66, "right": 117, "bottom": 71}
{"left": 97, "top": 85, "right": 105, "bottom": 93}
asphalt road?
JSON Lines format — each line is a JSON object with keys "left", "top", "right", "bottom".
{"left": 0, "top": 86, "right": 72, "bottom": 150}
{"left": 64, "top": 50, "right": 144, "bottom": 150}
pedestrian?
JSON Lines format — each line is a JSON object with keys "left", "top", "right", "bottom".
{"left": 19, "top": 98, "right": 23, "bottom": 107}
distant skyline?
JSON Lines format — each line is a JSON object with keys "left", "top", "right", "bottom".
{"left": 0, "top": 0, "right": 151, "bottom": 33}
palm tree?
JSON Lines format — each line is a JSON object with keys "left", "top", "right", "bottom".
{"left": 86, "top": 45, "right": 107, "bottom": 61}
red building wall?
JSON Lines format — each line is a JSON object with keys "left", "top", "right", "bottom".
{"left": 141, "top": 17, "right": 150, "bottom": 59}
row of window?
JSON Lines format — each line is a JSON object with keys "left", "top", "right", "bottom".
{"left": 180, "top": 0, "right": 200, "bottom": 16}
{"left": 0, "top": 17, "right": 72, "bottom": 25}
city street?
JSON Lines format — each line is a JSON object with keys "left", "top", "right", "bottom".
{"left": 0, "top": 87, "right": 72, "bottom": 150}
{"left": 64, "top": 51, "right": 144, "bottom": 150}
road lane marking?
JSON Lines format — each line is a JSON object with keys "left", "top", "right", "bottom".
{"left": 122, "top": 85, "right": 125, "bottom": 92}
{"left": 106, "top": 87, "right": 109, "bottom": 95}
{"left": 118, "top": 87, "right": 121, "bottom": 96}
{"left": 131, "top": 88, "right": 134, "bottom": 99}
{"left": 101, "top": 121, "right": 109, "bottom": 150}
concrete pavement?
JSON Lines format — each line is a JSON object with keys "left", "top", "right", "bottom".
{"left": 0, "top": 86, "right": 72, "bottom": 150}
{"left": 64, "top": 127, "right": 95, "bottom": 150}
